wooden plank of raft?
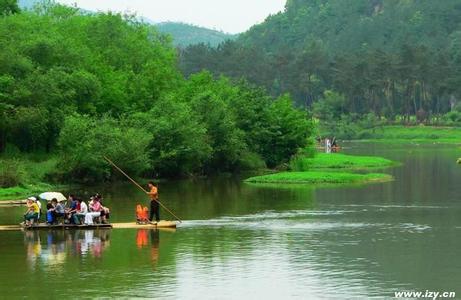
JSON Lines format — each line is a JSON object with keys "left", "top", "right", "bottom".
{"left": 22, "top": 224, "right": 113, "bottom": 230}
{"left": 0, "top": 200, "right": 27, "bottom": 205}
{"left": 112, "top": 221, "right": 178, "bottom": 229}
{"left": 0, "top": 221, "right": 178, "bottom": 231}
{"left": 0, "top": 225, "right": 22, "bottom": 231}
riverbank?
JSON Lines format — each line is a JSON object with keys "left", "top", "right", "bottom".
{"left": 0, "top": 183, "right": 58, "bottom": 201}
{"left": 352, "top": 125, "right": 461, "bottom": 143}
{"left": 1, "top": 151, "right": 397, "bottom": 199}
{"left": 0, "top": 155, "right": 58, "bottom": 200}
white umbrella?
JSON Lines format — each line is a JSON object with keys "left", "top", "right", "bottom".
{"left": 39, "top": 192, "right": 67, "bottom": 202}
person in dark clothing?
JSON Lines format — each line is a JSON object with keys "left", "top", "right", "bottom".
{"left": 50, "top": 198, "right": 65, "bottom": 224}
{"left": 65, "top": 195, "right": 78, "bottom": 224}
{"left": 46, "top": 202, "right": 54, "bottom": 224}
{"left": 146, "top": 181, "right": 160, "bottom": 222}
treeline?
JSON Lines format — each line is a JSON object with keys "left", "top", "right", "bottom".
{"left": 180, "top": 0, "right": 461, "bottom": 122}
{"left": 0, "top": 2, "right": 312, "bottom": 183}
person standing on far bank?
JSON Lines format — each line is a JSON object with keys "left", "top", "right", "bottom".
{"left": 147, "top": 181, "right": 160, "bottom": 223}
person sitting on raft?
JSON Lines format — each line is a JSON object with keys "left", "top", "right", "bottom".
{"left": 65, "top": 195, "right": 78, "bottom": 224}
{"left": 95, "top": 193, "right": 110, "bottom": 221}
{"left": 34, "top": 197, "right": 42, "bottom": 221}
{"left": 23, "top": 197, "right": 40, "bottom": 226}
{"left": 49, "top": 198, "right": 65, "bottom": 224}
{"left": 46, "top": 202, "right": 54, "bottom": 225}
{"left": 89, "top": 196, "right": 108, "bottom": 224}
{"left": 73, "top": 198, "right": 89, "bottom": 225}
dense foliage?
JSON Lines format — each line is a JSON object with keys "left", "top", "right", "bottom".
{"left": 180, "top": 0, "right": 461, "bottom": 123}
{"left": 0, "top": 2, "right": 312, "bottom": 182}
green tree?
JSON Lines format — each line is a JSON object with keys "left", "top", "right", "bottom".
{"left": 0, "top": 0, "right": 19, "bottom": 16}
{"left": 58, "top": 114, "right": 150, "bottom": 182}
{"left": 128, "top": 98, "right": 212, "bottom": 177}
{"left": 264, "top": 95, "right": 312, "bottom": 167}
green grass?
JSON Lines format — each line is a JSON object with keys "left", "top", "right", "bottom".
{"left": 245, "top": 171, "right": 393, "bottom": 185}
{"left": 290, "top": 153, "right": 396, "bottom": 171}
{"left": 0, "top": 155, "right": 58, "bottom": 200}
{"left": 359, "top": 125, "right": 461, "bottom": 143}
{"left": 249, "top": 152, "right": 396, "bottom": 187}
{"left": 0, "top": 183, "right": 55, "bottom": 200}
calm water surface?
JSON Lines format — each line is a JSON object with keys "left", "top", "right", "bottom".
{"left": 0, "top": 143, "right": 460, "bottom": 299}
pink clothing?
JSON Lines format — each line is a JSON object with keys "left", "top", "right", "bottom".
{"left": 91, "top": 201, "right": 102, "bottom": 212}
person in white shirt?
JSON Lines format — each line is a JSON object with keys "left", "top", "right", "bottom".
{"left": 73, "top": 198, "right": 88, "bottom": 224}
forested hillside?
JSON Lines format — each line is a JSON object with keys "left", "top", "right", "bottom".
{"left": 18, "top": 0, "right": 236, "bottom": 48}
{"left": 0, "top": 2, "right": 311, "bottom": 185}
{"left": 181, "top": 0, "right": 461, "bottom": 122}
{"left": 157, "top": 22, "right": 236, "bottom": 47}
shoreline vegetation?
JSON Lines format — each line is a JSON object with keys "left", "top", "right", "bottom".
{"left": 320, "top": 125, "right": 461, "bottom": 144}
{"left": 0, "top": 152, "right": 397, "bottom": 200}
{"left": 245, "top": 152, "right": 396, "bottom": 186}
{"left": 0, "top": 155, "right": 58, "bottom": 200}
{"left": 0, "top": 184, "right": 55, "bottom": 201}
{"left": 358, "top": 126, "right": 461, "bottom": 143}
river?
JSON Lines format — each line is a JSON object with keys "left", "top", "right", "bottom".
{"left": 0, "top": 143, "right": 460, "bottom": 299}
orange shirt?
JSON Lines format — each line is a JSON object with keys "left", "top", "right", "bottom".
{"left": 149, "top": 186, "right": 158, "bottom": 200}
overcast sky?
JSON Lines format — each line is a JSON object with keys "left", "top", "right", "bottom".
{"left": 57, "top": 0, "right": 286, "bottom": 34}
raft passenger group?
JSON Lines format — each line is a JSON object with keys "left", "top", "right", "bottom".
{"left": 23, "top": 194, "right": 110, "bottom": 226}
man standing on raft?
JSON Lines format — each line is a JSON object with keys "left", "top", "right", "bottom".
{"left": 146, "top": 181, "right": 160, "bottom": 223}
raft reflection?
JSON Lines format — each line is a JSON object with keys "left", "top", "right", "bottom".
{"left": 24, "top": 229, "right": 111, "bottom": 268}
{"left": 136, "top": 229, "right": 160, "bottom": 263}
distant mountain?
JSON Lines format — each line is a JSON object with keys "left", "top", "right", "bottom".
{"left": 180, "top": 0, "right": 461, "bottom": 117}
{"left": 17, "top": 1, "right": 236, "bottom": 48}
{"left": 156, "top": 22, "right": 237, "bottom": 48}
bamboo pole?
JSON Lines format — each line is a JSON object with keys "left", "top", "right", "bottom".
{"left": 103, "top": 156, "right": 182, "bottom": 223}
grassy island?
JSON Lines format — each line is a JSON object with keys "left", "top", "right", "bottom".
{"left": 245, "top": 171, "right": 392, "bottom": 185}
{"left": 246, "top": 152, "right": 396, "bottom": 186}
{"left": 290, "top": 153, "right": 395, "bottom": 171}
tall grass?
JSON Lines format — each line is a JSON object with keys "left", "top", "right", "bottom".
{"left": 289, "top": 155, "right": 313, "bottom": 171}
{"left": 289, "top": 153, "right": 394, "bottom": 171}
{"left": 0, "top": 159, "right": 25, "bottom": 188}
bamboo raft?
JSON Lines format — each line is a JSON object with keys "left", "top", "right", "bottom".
{"left": 0, "top": 221, "right": 178, "bottom": 231}
{"left": 0, "top": 200, "right": 27, "bottom": 207}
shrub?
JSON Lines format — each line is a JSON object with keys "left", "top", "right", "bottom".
{"left": 444, "top": 111, "right": 461, "bottom": 124}
{"left": 237, "top": 151, "right": 267, "bottom": 171}
{"left": 289, "top": 155, "right": 312, "bottom": 171}
{"left": 0, "top": 159, "right": 24, "bottom": 187}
